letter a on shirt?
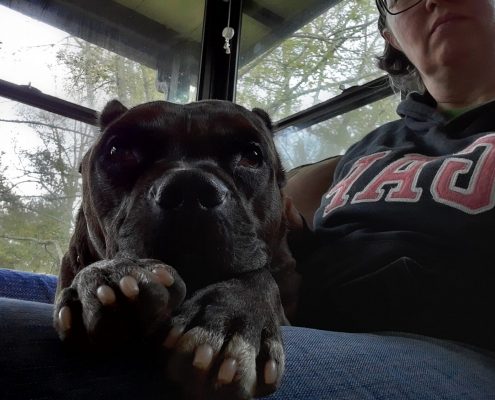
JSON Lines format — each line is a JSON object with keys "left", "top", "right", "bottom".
{"left": 323, "top": 152, "right": 388, "bottom": 217}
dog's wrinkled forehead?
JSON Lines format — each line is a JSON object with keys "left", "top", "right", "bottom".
{"left": 100, "top": 100, "right": 272, "bottom": 146}
{"left": 90, "top": 99, "right": 282, "bottom": 184}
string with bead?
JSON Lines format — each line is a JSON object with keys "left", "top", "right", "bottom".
{"left": 222, "top": 0, "right": 235, "bottom": 54}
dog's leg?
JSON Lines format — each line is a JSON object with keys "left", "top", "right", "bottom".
{"left": 164, "top": 268, "right": 285, "bottom": 400}
{"left": 53, "top": 258, "right": 186, "bottom": 348}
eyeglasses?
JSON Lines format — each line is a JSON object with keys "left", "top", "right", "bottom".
{"left": 378, "top": 0, "right": 424, "bottom": 15}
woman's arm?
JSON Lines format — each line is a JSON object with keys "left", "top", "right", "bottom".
{"left": 284, "top": 156, "right": 341, "bottom": 229}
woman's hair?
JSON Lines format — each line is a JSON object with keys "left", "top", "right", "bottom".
{"left": 375, "top": 0, "right": 425, "bottom": 93}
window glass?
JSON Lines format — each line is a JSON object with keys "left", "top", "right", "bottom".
{"left": 0, "top": 0, "right": 204, "bottom": 273}
{"left": 0, "top": 1, "right": 204, "bottom": 110}
{"left": 237, "top": 0, "right": 385, "bottom": 121}
{"left": 275, "top": 94, "right": 401, "bottom": 170}
{"left": 0, "top": 0, "right": 395, "bottom": 274}
{"left": 0, "top": 99, "right": 96, "bottom": 273}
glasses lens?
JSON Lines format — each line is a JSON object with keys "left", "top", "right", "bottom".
{"left": 385, "top": 0, "right": 422, "bottom": 14}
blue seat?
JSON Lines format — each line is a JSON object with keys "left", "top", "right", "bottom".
{"left": 0, "top": 268, "right": 57, "bottom": 304}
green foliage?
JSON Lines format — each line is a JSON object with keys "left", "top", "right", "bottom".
{"left": 56, "top": 38, "right": 163, "bottom": 108}
{"left": 237, "top": 0, "right": 400, "bottom": 169}
{"left": 238, "top": 0, "right": 384, "bottom": 118}
{"left": 0, "top": 110, "right": 95, "bottom": 273}
{"left": 0, "top": 41, "right": 162, "bottom": 273}
{"left": 0, "top": 195, "right": 68, "bottom": 274}
{"left": 275, "top": 94, "right": 400, "bottom": 169}
{"left": 1, "top": 0, "right": 400, "bottom": 273}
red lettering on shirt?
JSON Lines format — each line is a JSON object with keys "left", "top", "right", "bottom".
{"left": 323, "top": 151, "right": 389, "bottom": 217}
{"left": 431, "top": 134, "right": 495, "bottom": 214}
{"left": 352, "top": 154, "right": 431, "bottom": 204}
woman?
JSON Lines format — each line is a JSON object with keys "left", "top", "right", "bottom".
{"left": 288, "top": 0, "right": 495, "bottom": 352}
{"left": 2, "top": 1, "right": 495, "bottom": 399}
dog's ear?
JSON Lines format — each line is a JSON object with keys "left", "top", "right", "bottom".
{"left": 99, "top": 100, "right": 128, "bottom": 130}
{"left": 252, "top": 108, "right": 273, "bottom": 131}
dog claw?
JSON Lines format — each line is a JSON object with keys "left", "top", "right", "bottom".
{"left": 119, "top": 276, "right": 139, "bottom": 299}
{"left": 264, "top": 360, "right": 277, "bottom": 385}
{"left": 152, "top": 267, "right": 175, "bottom": 287}
{"left": 58, "top": 306, "right": 72, "bottom": 332}
{"left": 217, "top": 358, "right": 237, "bottom": 385}
{"left": 192, "top": 343, "right": 214, "bottom": 371}
{"left": 164, "top": 325, "right": 185, "bottom": 349}
{"left": 96, "top": 285, "right": 116, "bottom": 305}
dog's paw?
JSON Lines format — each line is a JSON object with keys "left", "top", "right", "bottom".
{"left": 164, "top": 277, "right": 285, "bottom": 400}
{"left": 53, "top": 258, "right": 186, "bottom": 347}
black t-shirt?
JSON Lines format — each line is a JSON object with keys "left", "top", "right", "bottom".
{"left": 298, "top": 92, "right": 495, "bottom": 350}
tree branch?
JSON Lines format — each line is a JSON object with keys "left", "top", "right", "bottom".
{"left": 0, "top": 234, "right": 64, "bottom": 264}
{"left": 0, "top": 119, "right": 95, "bottom": 139}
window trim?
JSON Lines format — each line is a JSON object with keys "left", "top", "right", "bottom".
{"left": 273, "top": 76, "right": 394, "bottom": 133}
{"left": 0, "top": 0, "right": 394, "bottom": 134}
{"left": 197, "top": 0, "right": 243, "bottom": 101}
{"left": 0, "top": 78, "right": 98, "bottom": 126}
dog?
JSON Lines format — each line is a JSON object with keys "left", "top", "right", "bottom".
{"left": 53, "top": 99, "right": 300, "bottom": 399}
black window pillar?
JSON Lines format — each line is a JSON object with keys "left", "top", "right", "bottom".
{"left": 197, "top": 0, "right": 243, "bottom": 101}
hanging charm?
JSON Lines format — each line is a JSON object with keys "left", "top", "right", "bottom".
{"left": 221, "top": 0, "right": 235, "bottom": 55}
{"left": 222, "top": 27, "right": 235, "bottom": 54}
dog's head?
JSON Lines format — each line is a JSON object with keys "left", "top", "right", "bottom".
{"left": 74, "top": 99, "right": 292, "bottom": 292}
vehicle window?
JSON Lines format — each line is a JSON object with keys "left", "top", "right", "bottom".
{"left": 0, "top": 100, "right": 96, "bottom": 273}
{"left": 0, "top": 0, "right": 399, "bottom": 274}
{"left": 275, "top": 94, "right": 400, "bottom": 170}
{"left": 237, "top": 0, "right": 387, "bottom": 120}
{"left": 0, "top": 1, "right": 204, "bottom": 274}
{"left": 237, "top": 0, "right": 400, "bottom": 169}
{"left": 0, "top": 2, "right": 204, "bottom": 108}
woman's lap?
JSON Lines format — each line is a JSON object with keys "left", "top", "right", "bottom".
{"left": 1, "top": 297, "right": 494, "bottom": 400}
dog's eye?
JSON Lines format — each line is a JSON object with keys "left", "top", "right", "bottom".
{"left": 237, "top": 143, "right": 263, "bottom": 168}
{"left": 108, "top": 145, "right": 141, "bottom": 168}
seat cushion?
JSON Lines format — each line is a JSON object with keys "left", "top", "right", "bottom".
{"left": 0, "top": 268, "right": 57, "bottom": 304}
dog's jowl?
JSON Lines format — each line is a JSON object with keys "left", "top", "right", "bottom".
{"left": 53, "top": 99, "right": 300, "bottom": 399}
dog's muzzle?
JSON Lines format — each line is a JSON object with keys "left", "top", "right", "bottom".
{"left": 150, "top": 168, "right": 229, "bottom": 212}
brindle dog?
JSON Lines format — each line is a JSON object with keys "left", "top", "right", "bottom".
{"left": 53, "top": 99, "right": 299, "bottom": 400}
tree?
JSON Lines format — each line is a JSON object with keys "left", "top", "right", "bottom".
{"left": 56, "top": 38, "right": 163, "bottom": 109}
{"left": 1, "top": 0, "right": 399, "bottom": 272}
{"left": 0, "top": 110, "right": 96, "bottom": 273}
{"left": 237, "top": 0, "right": 399, "bottom": 169}
{"left": 0, "top": 37, "right": 163, "bottom": 274}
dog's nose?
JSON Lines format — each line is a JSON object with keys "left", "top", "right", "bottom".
{"left": 151, "top": 169, "right": 228, "bottom": 210}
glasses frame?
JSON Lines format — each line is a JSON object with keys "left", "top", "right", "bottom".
{"left": 377, "top": 0, "right": 424, "bottom": 15}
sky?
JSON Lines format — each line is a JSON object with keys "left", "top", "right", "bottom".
{"left": 0, "top": 5, "right": 71, "bottom": 94}
{"left": 0, "top": 5, "right": 72, "bottom": 194}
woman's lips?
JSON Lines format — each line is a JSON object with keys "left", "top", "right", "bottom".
{"left": 430, "top": 14, "right": 467, "bottom": 36}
